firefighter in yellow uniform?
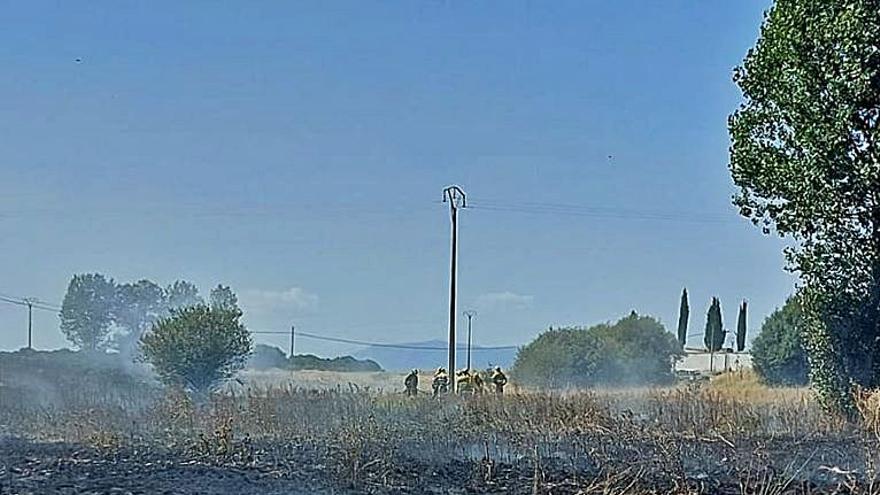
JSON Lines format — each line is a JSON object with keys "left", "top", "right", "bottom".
{"left": 456, "top": 369, "right": 474, "bottom": 395}
{"left": 432, "top": 368, "right": 449, "bottom": 398}
{"left": 491, "top": 367, "right": 508, "bottom": 395}
{"left": 472, "top": 370, "right": 485, "bottom": 394}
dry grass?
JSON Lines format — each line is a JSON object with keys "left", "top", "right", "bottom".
{"left": 232, "top": 369, "right": 407, "bottom": 393}
{"left": 707, "top": 369, "right": 810, "bottom": 402}
{"left": 2, "top": 369, "right": 878, "bottom": 494}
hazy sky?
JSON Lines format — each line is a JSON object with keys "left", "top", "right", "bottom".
{"left": 0, "top": 1, "right": 793, "bottom": 356}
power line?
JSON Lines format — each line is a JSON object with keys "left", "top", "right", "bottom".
{"left": 0, "top": 295, "right": 27, "bottom": 307}
{"left": 0, "top": 294, "right": 60, "bottom": 312}
{"left": 0, "top": 292, "right": 61, "bottom": 350}
{"left": 251, "top": 329, "right": 519, "bottom": 351}
{"left": 467, "top": 199, "right": 739, "bottom": 224}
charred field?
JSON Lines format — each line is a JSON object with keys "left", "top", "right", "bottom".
{"left": 1, "top": 355, "right": 879, "bottom": 494}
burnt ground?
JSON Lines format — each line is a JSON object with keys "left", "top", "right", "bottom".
{"left": 0, "top": 351, "right": 874, "bottom": 494}
{"left": 0, "top": 439, "right": 334, "bottom": 495}
{"left": 0, "top": 436, "right": 873, "bottom": 495}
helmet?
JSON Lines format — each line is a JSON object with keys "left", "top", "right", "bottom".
{"left": 412, "top": 369, "right": 419, "bottom": 374}
{"left": 495, "top": 367, "right": 502, "bottom": 372}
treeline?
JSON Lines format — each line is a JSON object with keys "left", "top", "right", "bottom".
{"left": 249, "top": 344, "right": 382, "bottom": 372}
{"left": 678, "top": 288, "right": 810, "bottom": 387}
{"left": 58, "top": 273, "right": 380, "bottom": 395}
{"left": 59, "top": 273, "right": 239, "bottom": 357}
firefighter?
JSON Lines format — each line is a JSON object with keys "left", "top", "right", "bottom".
{"left": 472, "top": 370, "right": 485, "bottom": 394}
{"left": 491, "top": 366, "right": 508, "bottom": 395}
{"left": 456, "top": 369, "right": 473, "bottom": 395}
{"left": 432, "top": 367, "right": 449, "bottom": 398}
{"left": 404, "top": 369, "right": 419, "bottom": 397}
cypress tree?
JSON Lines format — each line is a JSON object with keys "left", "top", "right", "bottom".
{"left": 736, "top": 300, "right": 747, "bottom": 352}
{"left": 676, "top": 288, "right": 689, "bottom": 348}
{"left": 704, "top": 297, "right": 725, "bottom": 352}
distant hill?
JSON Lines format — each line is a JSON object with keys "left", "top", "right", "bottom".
{"left": 354, "top": 339, "right": 517, "bottom": 371}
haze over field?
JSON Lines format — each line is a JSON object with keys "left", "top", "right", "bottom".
{"left": 5, "top": 1, "right": 880, "bottom": 493}
{"left": 0, "top": 1, "right": 789, "bottom": 356}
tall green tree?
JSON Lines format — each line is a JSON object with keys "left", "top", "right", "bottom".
{"left": 165, "top": 280, "right": 203, "bottom": 311}
{"left": 140, "top": 305, "right": 252, "bottom": 396}
{"left": 736, "top": 300, "right": 748, "bottom": 352}
{"left": 113, "top": 279, "right": 166, "bottom": 358}
{"left": 677, "top": 288, "right": 689, "bottom": 348}
{"left": 752, "top": 296, "right": 809, "bottom": 386}
{"left": 729, "top": 0, "right": 880, "bottom": 413}
{"left": 209, "top": 284, "right": 240, "bottom": 314}
{"left": 59, "top": 273, "right": 116, "bottom": 352}
{"left": 704, "top": 297, "right": 725, "bottom": 352}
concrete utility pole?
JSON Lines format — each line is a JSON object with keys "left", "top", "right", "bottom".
{"left": 709, "top": 346, "right": 715, "bottom": 374}
{"left": 23, "top": 298, "right": 36, "bottom": 350}
{"left": 709, "top": 323, "right": 716, "bottom": 374}
{"left": 443, "top": 185, "right": 466, "bottom": 393}
{"left": 464, "top": 310, "right": 476, "bottom": 371}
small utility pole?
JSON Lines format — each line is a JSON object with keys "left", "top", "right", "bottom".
{"left": 443, "top": 185, "right": 466, "bottom": 392}
{"left": 464, "top": 310, "right": 476, "bottom": 371}
{"left": 289, "top": 325, "right": 296, "bottom": 359}
{"left": 709, "top": 343, "right": 715, "bottom": 374}
{"left": 23, "top": 298, "right": 35, "bottom": 350}
{"left": 709, "top": 321, "right": 716, "bottom": 374}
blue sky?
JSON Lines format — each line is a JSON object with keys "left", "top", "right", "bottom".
{"left": 0, "top": 1, "right": 793, "bottom": 356}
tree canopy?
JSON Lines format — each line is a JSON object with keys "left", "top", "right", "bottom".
{"left": 59, "top": 273, "right": 116, "bottom": 352}
{"left": 729, "top": 0, "right": 880, "bottom": 412}
{"left": 512, "top": 312, "right": 682, "bottom": 388}
{"left": 140, "top": 305, "right": 252, "bottom": 395}
{"left": 165, "top": 280, "right": 203, "bottom": 311}
{"left": 751, "top": 296, "right": 809, "bottom": 386}
{"left": 58, "top": 273, "right": 225, "bottom": 360}
{"left": 113, "top": 279, "right": 166, "bottom": 358}
{"left": 210, "top": 285, "right": 240, "bottom": 314}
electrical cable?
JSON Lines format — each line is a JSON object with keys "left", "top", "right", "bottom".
{"left": 251, "top": 329, "right": 519, "bottom": 351}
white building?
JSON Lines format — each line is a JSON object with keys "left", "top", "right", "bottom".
{"left": 676, "top": 349, "right": 751, "bottom": 374}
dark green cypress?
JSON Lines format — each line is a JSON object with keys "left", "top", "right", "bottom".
{"left": 704, "top": 297, "right": 725, "bottom": 352}
{"left": 736, "top": 300, "right": 747, "bottom": 352}
{"left": 677, "top": 288, "right": 689, "bottom": 348}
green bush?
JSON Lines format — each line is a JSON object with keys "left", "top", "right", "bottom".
{"left": 140, "top": 305, "right": 252, "bottom": 395}
{"left": 751, "top": 296, "right": 809, "bottom": 386}
{"left": 512, "top": 312, "right": 683, "bottom": 388}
